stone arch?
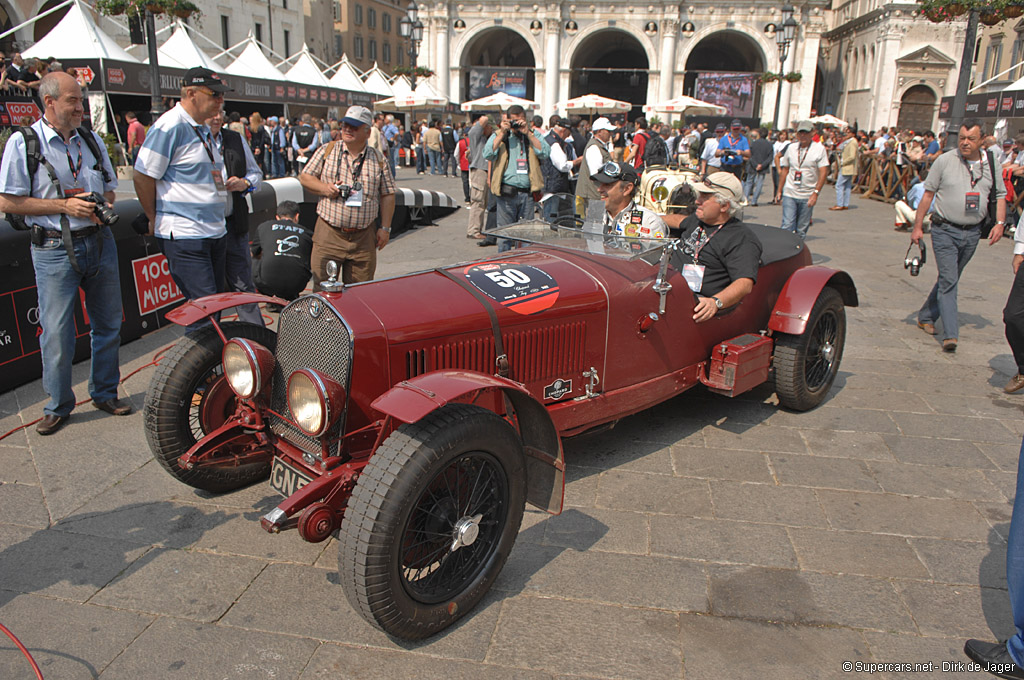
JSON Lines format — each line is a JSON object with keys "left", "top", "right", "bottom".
{"left": 896, "top": 83, "right": 939, "bottom": 132}
{"left": 564, "top": 25, "right": 652, "bottom": 117}
{"left": 0, "top": 0, "right": 18, "bottom": 54}
{"left": 34, "top": 0, "right": 68, "bottom": 43}
{"left": 456, "top": 23, "right": 541, "bottom": 102}
{"left": 562, "top": 21, "right": 658, "bottom": 71}
{"left": 679, "top": 24, "right": 772, "bottom": 75}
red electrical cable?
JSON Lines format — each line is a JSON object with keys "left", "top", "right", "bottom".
{"left": 0, "top": 621, "right": 44, "bottom": 679}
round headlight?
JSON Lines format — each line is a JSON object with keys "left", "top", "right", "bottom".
{"left": 288, "top": 370, "right": 326, "bottom": 436}
{"left": 223, "top": 341, "right": 257, "bottom": 398}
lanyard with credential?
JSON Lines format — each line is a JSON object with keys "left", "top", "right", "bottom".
{"left": 693, "top": 223, "right": 724, "bottom": 264}
{"left": 42, "top": 118, "right": 83, "bottom": 185}
{"left": 960, "top": 153, "right": 982, "bottom": 188}
{"left": 192, "top": 126, "right": 216, "bottom": 162}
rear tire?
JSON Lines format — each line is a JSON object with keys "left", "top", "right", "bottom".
{"left": 773, "top": 287, "right": 846, "bottom": 411}
{"left": 339, "top": 404, "right": 525, "bottom": 640}
{"left": 144, "top": 322, "right": 276, "bottom": 493}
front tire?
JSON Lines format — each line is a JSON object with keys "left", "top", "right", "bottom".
{"left": 339, "top": 404, "right": 526, "bottom": 640}
{"left": 773, "top": 287, "right": 846, "bottom": 411}
{"left": 144, "top": 321, "right": 276, "bottom": 492}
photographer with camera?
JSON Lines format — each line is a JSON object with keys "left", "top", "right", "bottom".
{"left": 298, "top": 105, "right": 396, "bottom": 286}
{"left": 483, "top": 105, "right": 550, "bottom": 252}
{"left": 0, "top": 71, "right": 129, "bottom": 435}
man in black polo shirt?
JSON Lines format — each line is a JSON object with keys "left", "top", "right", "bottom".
{"left": 252, "top": 201, "right": 314, "bottom": 302}
{"left": 674, "top": 172, "right": 762, "bottom": 322}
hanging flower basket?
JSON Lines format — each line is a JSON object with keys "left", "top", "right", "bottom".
{"left": 784, "top": 71, "right": 803, "bottom": 82}
{"left": 167, "top": 0, "right": 199, "bottom": 18}
{"left": 146, "top": 1, "right": 165, "bottom": 15}
{"left": 923, "top": 7, "right": 945, "bottom": 21}
{"left": 946, "top": 3, "right": 967, "bottom": 16}
{"left": 980, "top": 11, "right": 1003, "bottom": 24}
{"left": 760, "top": 71, "right": 780, "bottom": 83}
{"left": 96, "top": 0, "right": 130, "bottom": 15}
{"left": 1006, "top": 5, "right": 1024, "bottom": 17}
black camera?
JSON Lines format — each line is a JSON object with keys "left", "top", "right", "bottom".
{"left": 335, "top": 181, "right": 361, "bottom": 199}
{"left": 511, "top": 120, "right": 526, "bottom": 132}
{"left": 904, "top": 241, "right": 927, "bottom": 276}
{"left": 720, "top": 149, "right": 737, "bottom": 158}
{"left": 80, "top": 192, "right": 119, "bottom": 226}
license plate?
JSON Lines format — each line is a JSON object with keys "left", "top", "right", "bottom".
{"left": 269, "top": 456, "right": 314, "bottom": 498}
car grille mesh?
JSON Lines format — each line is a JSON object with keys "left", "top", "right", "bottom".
{"left": 406, "top": 322, "right": 586, "bottom": 384}
{"left": 269, "top": 296, "right": 352, "bottom": 457}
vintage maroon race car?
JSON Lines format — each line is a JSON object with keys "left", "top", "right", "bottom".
{"left": 144, "top": 221, "right": 857, "bottom": 640}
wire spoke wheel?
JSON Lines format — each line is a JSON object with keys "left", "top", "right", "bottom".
{"left": 340, "top": 404, "right": 526, "bottom": 640}
{"left": 774, "top": 287, "right": 846, "bottom": 411}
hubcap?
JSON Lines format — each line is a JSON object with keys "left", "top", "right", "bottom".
{"left": 451, "top": 514, "right": 483, "bottom": 551}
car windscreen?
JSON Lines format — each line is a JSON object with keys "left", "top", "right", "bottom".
{"left": 489, "top": 219, "right": 675, "bottom": 262}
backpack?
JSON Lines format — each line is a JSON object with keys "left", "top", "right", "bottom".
{"left": 5, "top": 125, "right": 111, "bottom": 230}
{"left": 644, "top": 134, "right": 669, "bottom": 167}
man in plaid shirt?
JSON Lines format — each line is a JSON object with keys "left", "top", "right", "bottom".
{"left": 298, "top": 106, "right": 396, "bottom": 286}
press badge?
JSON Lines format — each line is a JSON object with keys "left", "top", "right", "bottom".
{"left": 965, "top": 192, "right": 980, "bottom": 213}
{"left": 793, "top": 170, "right": 803, "bottom": 183}
{"left": 63, "top": 187, "right": 84, "bottom": 198}
{"left": 516, "top": 157, "right": 528, "bottom": 175}
{"left": 211, "top": 170, "right": 226, "bottom": 192}
{"left": 682, "top": 263, "right": 705, "bottom": 292}
{"left": 345, "top": 188, "right": 364, "bottom": 207}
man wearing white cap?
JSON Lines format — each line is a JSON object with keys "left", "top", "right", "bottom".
{"left": 298, "top": 105, "right": 396, "bottom": 285}
{"left": 675, "top": 172, "right": 763, "bottom": 323}
{"left": 775, "top": 120, "right": 829, "bottom": 238}
{"left": 576, "top": 116, "right": 615, "bottom": 225}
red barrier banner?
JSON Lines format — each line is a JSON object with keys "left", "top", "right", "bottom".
{"left": 132, "top": 253, "right": 183, "bottom": 316}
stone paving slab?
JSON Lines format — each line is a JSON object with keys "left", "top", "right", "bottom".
{"left": 1, "top": 180, "right": 1023, "bottom": 677}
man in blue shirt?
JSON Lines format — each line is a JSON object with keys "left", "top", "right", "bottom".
{"left": 923, "top": 130, "right": 941, "bottom": 163}
{"left": 383, "top": 115, "right": 400, "bottom": 176}
{"left": 482, "top": 105, "right": 550, "bottom": 252}
{"left": 0, "top": 71, "right": 128, "bottom": 434}
{"left": 894, "top": 172, "right": 931, "bottom": 232}
{"left": 716, "top": 119, "right": 751, "bottom": 180}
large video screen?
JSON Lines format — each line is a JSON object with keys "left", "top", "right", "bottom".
{"left": 694, "top": 73, "right": 759, "bottom": 118}
{"left": 468, "top": 68, "right": 528, "bottom": 100}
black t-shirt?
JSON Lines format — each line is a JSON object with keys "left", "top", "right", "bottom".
{"left": 252, "top": 218, "right": 314, "bottom": 295}
{"left": 4, "top": 64, "right": 21, "bottom": 85}
{"left": 675, "top": 215, "right": 762, "bottom": 297}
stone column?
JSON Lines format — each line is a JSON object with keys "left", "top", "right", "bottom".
{"left": 434, "top": 16, "right": 450, "bottom": 98}
{"left": 659, "top": 18, "right": 677, "bottom": 103}
{"left": 872, "top": 24, "right": 905, "bottom": 129}
{"left": 545, "top": 18, "right": 560, "bottom": 116}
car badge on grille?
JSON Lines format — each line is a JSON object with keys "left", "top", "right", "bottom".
{"left": 309, "top": 298, "right": 323, "bottom": 318}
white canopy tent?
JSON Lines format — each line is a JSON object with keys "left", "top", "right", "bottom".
{"left": 375, "top": 79, "right": 449, "bottom": 110}
{"left": 642, "top": 95, "right": 727, "bottom": 117}
{"left": 389, "top": 75, "right": 413, "bottom": 97}
{"left": 361, "top": 63, "right": 393, "bottom": 96}
{"left": 808, "top": 114, "right": 849, "bottom": 128}
{"left": 145, "top": 19, "right": 222, "bottom": 72}
{"left": 461, "top": 92, "right": 535, "bottom": 112}
{"left": 327, "top": 56, "right": 368, "bottom": 92}
{"left": 23, "top": 0, "right": 139, "bottom": 63}
{"left": 224, "top": 32, "right": 286, "bottom": 80}
{"left": 284, "top": 43, "right": 332, "bottom": 87}
{"left": 559, "top": 93, "right": 630, "bottom": 116}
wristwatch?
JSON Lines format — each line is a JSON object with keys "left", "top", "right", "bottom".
{"left": 712, "top": 296, "right": 723, "bottom": 309}
{"left": 382, "top": 226, "right": 392, "bottom": 233}
{"left": 811, "top": 189, "right": 820, "bottom": 194}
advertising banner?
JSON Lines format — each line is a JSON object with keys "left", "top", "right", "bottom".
{"left": 468, "top": 68, "right": 528, "bottom": 100}
{"left": 694, "top": 72, "right": 759, "bottom": 118}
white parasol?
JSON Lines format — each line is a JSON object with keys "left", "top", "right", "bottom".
{"left": 559, "top": 93, "right": 631, "bottom": 115}
{"left": 808, "top": 114, "right": 849, "bottom": 128}
{"left": 461, "top": 92, "right": 536, "bottom": 112}
{"left": 643, "top": 95, "right": 727, "bottom": 117}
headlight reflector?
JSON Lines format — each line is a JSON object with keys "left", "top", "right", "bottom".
{"left": 287, "top": 369, "right": 347, "bottom": 437}
{"left": 222, "top": 339, "right": 274, "bottom": 399}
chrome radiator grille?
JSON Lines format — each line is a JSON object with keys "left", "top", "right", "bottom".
{"left": 268, "top": 296, "right": 353, "bottom": 457}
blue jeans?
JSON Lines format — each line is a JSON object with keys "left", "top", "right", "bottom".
{"left": 495, "top": 191, "right": 535, "bottom": 252}
{"left": 270, "top": 150, "right": 286, "bottom": 178}
{"left": 835, "top": 173, "right": 853, "bottom": 208}
{"left": 31, "top": 228, "right": 123, "bottom": 417}
{"left": 428, "top": 149, "right": 442, "bottom": 174}
{"left": 388, "top": 146, "right": 399, "bottom": 176}
{"left": 160, "top": 235, "right": 227, "bottom": 335}
{"left": 224, "top": 228, "right": 265, "bottom": 326}
{"left": 1006, "top": 436, "right": 1024, "bottom": 667}
{"left": 416, "top": 147, "right": 427, "bottom": 173}
{"left": 781, "top": 195, "right": 814, "bottom": 239}
{"left": 742, "top": 171, "right": 767, "bottom": 206}
{"left": 918, "top": 222, "right": 980, "bottom": 341}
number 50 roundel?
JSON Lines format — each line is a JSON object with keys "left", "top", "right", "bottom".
{"left": 463, "top": 262, "right": 560, "bottom": 315}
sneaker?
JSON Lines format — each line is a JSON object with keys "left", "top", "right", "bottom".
{"left": 942, "top": 338, "right": 957, "bottom": 352}
{"left": 1005, "top": 374, "right": 1024, "bottom": 394}
{"left": 917, "top": 321, "right": 936, "bottom": 335}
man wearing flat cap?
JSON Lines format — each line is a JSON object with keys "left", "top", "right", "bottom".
{"left": 675, "top": 172, "right": 763, "bottom": 323}
{"left": 298, "top": 105, "right": 396, "bottom": 286}
{"left": 135, "top": 66, "right": 236, "bottom": 335}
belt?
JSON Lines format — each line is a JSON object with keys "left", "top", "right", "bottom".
{"left": 501, "top": 184, "right": 531, "bottom": 195}
{"left": 41, "top": 224, "right": 103, "bottom": 239}
{"left": 931, "top": 215, "right": 980, "bottom": 229}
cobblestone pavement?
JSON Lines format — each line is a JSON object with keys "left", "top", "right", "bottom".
{"left": 1, "top": 168, "right": 1021, "bottom": 679}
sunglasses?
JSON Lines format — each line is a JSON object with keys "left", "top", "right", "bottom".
{"left": 197, "top": 87, "right": 225, "bottom": 99}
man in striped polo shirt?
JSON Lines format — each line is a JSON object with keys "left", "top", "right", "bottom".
{"left": 134, "top": 67, "right": 232, "bottom": 334}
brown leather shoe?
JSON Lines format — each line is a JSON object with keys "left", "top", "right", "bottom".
{"left": 36, "top": 414, "right": 68, "bottom": 436}
{"left": 93, "top": 398, "right": 133, "bottom": 416}
{"left": 917, "top": 321, "right": 936, "bottom": 335}
{"left": 942, "top": 338, "right": 957, "bottom": 352}
{"left": 1005, "top": 374, "right": 1024, "bottom": 394}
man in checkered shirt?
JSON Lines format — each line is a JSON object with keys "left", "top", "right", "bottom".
{"left": 298, "top": 106, "right": 396, "bottom": 286}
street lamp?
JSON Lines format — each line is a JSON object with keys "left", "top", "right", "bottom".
{"left": 398, "top": 1, "right": 424, "bottom": 90}
{"left": 771, "top": 5, "right": 797, "bottom": 130}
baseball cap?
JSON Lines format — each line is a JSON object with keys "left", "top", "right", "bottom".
{"left": 591, "top": 161, "right": 639, "bottom": 185}
{"left": 1004, "top": 139, "right": 1014, "bottom": 146}
{"left": 183, "top": 67, "right": 232, "bottom": 92}
{"left": 592, "top": 117, "right": 616, "bottom": 132}
{"left": 691, "top": 172, "right": 744, "bottom": 203}
{"left": 553, "top": 117, "right": 571, "bottom": 129}
{"left": 268, "top": 116, "right": 279, "bottom": 122}
{"left": 341, "top": 105, "right": 373, "bottom": 127}
{"left": 730, "top": 118, "right": 742, "bottom": 128}
{"left": 796, "top": 120, "right": 814, "bottom": 132}
{"left": 714, "top": 123, "right": 727, "bottom": 132}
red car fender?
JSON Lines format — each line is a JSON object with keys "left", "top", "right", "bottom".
{"left": 372, "top": 370, "right": 565, "bottom": 514}
{"left": 165, "top": 292, "right": 289, "bottom": 327}
{"left": 768, "top": 266, "right": 859, "bottom": 336}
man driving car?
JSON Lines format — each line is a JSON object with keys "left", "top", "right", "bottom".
{"left": 675, "top": 172, "right": 763, "bottom": 322}
{"left": 593, "top": 161, "right": 668, "bottom": 240}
